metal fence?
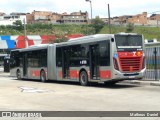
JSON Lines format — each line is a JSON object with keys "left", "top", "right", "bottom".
{"left": 144, "top": 47, "right": 160, "bottom": 80}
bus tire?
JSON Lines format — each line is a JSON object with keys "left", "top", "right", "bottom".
{"left": 40, "top": 70, "right": 46, "bottom": 82}
{"left": 16, "top": 70, "right": 21, "bottom": 80}
{"left": 79, "top": 71, "right": 88, "bottom": 86}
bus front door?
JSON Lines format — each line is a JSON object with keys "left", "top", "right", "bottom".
{"left": 89, "top": 45, "right": 100, "bottom": 80}
{"left": 62, "top": 48, "right": 70, "bottom": 79}
{"left": 23, "top": 53, "right": 28, "bottom": 77}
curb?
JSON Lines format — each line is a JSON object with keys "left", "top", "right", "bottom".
{"left": 1, "top": 71, "right": 160, "bottom": 87}
{"left": 122, "top": 80, "right": 160, "bottom": 87}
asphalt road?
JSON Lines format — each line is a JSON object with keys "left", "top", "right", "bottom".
{"left": 0, "top": 72, "right": 160, "bottom": 120}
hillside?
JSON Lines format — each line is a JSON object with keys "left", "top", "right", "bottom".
{"left": 0, "top": 23, "right": 160, "bottom": 41}
{"left": 99, "top": 25, "right": 160, "bottom": 41}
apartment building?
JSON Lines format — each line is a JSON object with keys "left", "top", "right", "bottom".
{"left": 118, "top": 15, "right": 132, "bottom": 25}
{"left": 150, "top": 14, "right": 160, "bottom": 20}
{"left": 26, "top": 10, "right": 88, "bottom": 24}
{"left": 48, "top": 12, "right": 61, "bottom": 23}
{"left": 0, "top": 12, "right": 26, "bottom": 25}
{"left": 61, "top": 11, "right": 88, "bottom": 24}
{"left": 128, "top": 12, "right": 148, "bottom": 25}
{"left": 26, "top": 13, "right": 34, "bottom": 24}
{"left": 26, "top": 11, "right": 61, "bottom": 24}
{"left": 148, "top": 14, "right": 160, "bottom": 26}
{"left": 0, "top": 10, "right": 159, "bottom": 26}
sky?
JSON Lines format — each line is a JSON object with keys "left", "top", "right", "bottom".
{"left": 0, "top": 0, "right": 160, "bottom": 18}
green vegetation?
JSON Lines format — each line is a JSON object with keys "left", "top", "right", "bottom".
{"left": 99, "top": 25, "right": 160, "bottom": 41}
{"left": 126, "top": 23, "right": 134, "bottom": 32}
{"left": 0, "top": 20, "right": 160, "bottom": 41}
{"left": 91, "top": 16, "right": 105, "bottom": 33}
{"left": 146, "top": 64, "right": 160, "bottom": 69}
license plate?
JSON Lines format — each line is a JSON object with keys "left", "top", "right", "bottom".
{"left": 129, "top": 76, "right": 135, "bottom": 78}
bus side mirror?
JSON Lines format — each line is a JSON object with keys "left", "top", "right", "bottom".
{"left": 111, "top": 38, "right": 114, "bottom": 42}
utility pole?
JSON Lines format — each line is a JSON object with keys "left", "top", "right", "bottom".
{"left": 23, "top": 19, "right": 28, "bottom": 48}
{"left": 108, "top": 4, "right": 111, "bottom": 34}
{"left": 85, "top": 0, "right": 92, "bottom": 21}
{"left": 157, "top": 20, "right": 159, "bottom": 27}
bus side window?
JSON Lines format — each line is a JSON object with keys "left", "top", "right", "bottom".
{"left": 56, "top": 48, "right": 62, "bottom": 67}
{"left": 99, "top": 41, "right": 110, "bottom": 66}
{"left": 70, "top": 45, "right": 81, "bottom": 67}
{"left": 81, "top": 45, "right": 89, "bottom": 65}
{"left": 40, "top": 49, "right": 47, "bottom": 67}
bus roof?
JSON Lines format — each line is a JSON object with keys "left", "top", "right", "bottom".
{"left": 56, "top": 34, "right": 115, "bottom": 47}
{"left": 68, "top": 33, "right": 141, "bottom": 42}
{"left": 68, "top": 34, "right": 114, "bottom": 41}
{"left": 57, "top": 33, "right": 142, "bottom": 47}
{"left": 115, "top": 32, "right": 140, "bottom": 35}
{"left": 11, "top": 44, "right": 49, "bottom": 52}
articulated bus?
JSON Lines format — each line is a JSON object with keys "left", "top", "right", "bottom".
{"left": 10, "top": 33, "right": 146, "bottom": 86}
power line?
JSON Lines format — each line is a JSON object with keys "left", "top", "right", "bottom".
{"left": 148, "top": 11, "right": 160, "bottom": 14}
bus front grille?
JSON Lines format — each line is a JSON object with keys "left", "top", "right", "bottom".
{"left": 119, "top": 57, "right": 142, "bottom": 72}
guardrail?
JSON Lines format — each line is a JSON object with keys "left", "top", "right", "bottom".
{"left": 144, "top": 47, "right": 160, "bottom": 80}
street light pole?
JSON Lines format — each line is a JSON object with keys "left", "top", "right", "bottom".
{"left": 85, "top": 0, "right": 92, "bottom": 21}
{"left": 108, "top": 4, "right": 111, "bottom": 34}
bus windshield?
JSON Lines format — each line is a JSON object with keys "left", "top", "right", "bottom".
{"left": 115, "top": 35, "right": 143, "bottom": 51}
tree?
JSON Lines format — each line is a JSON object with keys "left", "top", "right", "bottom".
{"left": 126, "top": 23, "right": 134, "bottom": 32}
{"left": 91, "top": 16, "right": 105, "bottom": 33}
{"left": 13, "top": 20, "right": 23, "bottom": 31}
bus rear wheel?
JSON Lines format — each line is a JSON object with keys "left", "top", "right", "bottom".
{"left": 16, "top": 70, "right": 21, "bottom": 80}
{"left": 79, "top": 71, "right": 88, "bottom": 86}
{"left": 40, "top": 70, "right": 46, "bottom": 82}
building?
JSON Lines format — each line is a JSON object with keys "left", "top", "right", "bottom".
{"left": 150, "top": 14, "right": 160, "bottom": 20}
{"left": 26, "top": 13, "right": 34, "bottom": 24}
{"left": 60, "top": 11, "right": 88, "bottom": 24}
{"left": 26, "top": 10, "right": 61, "bottom": 24}
{"left": 128, "top": 12, "right": 148, "bottom": 25}
{"left": 0, "top": 12, "right": 26, "bottom": 25}
{"left": 26, "top": 10, "right": 88, "bottom": 24}
{"left": 31, "top": 10, "right": 52, "bottom": 23}
{"left": 48, "top": 12, "right": 61, "bottom": 24}
{"left": 148, "top": 14, "right": 160, "bottom": 26}
{"left": 118, "top": 15, "right": 132, "bottom": 25}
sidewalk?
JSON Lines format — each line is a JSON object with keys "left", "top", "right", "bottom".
{"left": 0, "top": 72, "right": 10, "bottom": 77}
{"left": 121, "top": 79, "right": 160, "bottom": 87}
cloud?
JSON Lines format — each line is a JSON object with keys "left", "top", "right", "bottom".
{"left": 92, "top": 0, "right": 160, "bottom": 17}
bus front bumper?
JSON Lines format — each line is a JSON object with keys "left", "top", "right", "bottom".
{"left": 112, "top": 68, "right": 146, "bottom": 81}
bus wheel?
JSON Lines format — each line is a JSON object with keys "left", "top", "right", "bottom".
{"left": 40, "top": 70, "right": 46, "bottom": 82}
{"left": 79, "top": 71, "right": 88, "bottom": 86}
{"left": 16, "top": 70, "right": 21, "bottom": 80}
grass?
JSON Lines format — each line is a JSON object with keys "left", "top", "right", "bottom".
{"left": 146, "top": 64, "right": 160, "bottom": 69}
{"left": 1, "top": 24, "right": 160, "bottom": 41}
{"left": 99, "top": 25, "right": 160, "bottom": 41}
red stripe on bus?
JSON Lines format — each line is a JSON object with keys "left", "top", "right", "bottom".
{"left": 70, "top": 70, "right": 78, "bottom": 79}
{"left": 59, "top": 71, "right": 62, "bottom": 78}
{"left": 31, "top": 70, "right": 40, "bottom": 77}
{"left": 87, "top": 71, "right": 90, "bottom": 79}
{"left": 100, "top": 70, "right": 111, "bottom": 79}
